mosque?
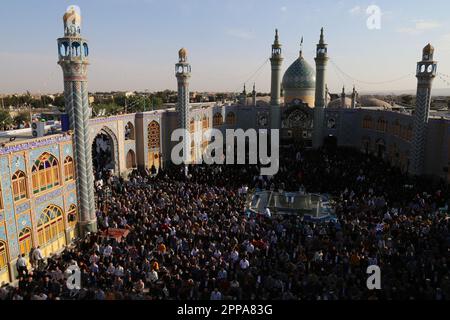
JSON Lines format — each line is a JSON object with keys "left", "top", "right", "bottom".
{"left": 0, "top": 6, "right": 449, "bottom": 284}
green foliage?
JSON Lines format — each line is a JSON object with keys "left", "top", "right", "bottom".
{"left": 92, "top": 103, "right": 123, "bottom": 117}
{"left": 13, "top": 112, "right": 30, "bottom": 126}
{"left": 0, "top": 110, "right": 13, "bottom": 129}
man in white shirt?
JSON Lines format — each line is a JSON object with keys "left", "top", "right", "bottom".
{"left": 16, "top": 254, "right": 28, "bottom": 276}
{"left": 239, "top": 257, "right": 250, "bottom": 270}
{"left": 210, "top": 288, "right": 222, "bottom": 300}
{"left": 32, "top": 247, "right": 43, "bottom": 269}
{"left": 103, "top": 244, "right": 113, "bottom": 257}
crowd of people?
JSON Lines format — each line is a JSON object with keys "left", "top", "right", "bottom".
{"left": 1, "top": 145, "right": 449, "bottom": 300}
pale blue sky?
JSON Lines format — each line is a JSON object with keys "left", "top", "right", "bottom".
{"left": 1, "top": 0, "right": 450, "bottom": 94}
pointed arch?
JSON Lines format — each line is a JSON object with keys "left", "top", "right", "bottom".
{"left": 125, "top": 121, "right": 135, "bottom": 140}
{"left": 213, "top": 112, "right": 223, "bottom": 127}
{"left": 18, "top": 227, "right": 32, "bottom": 256}
{"left": 12, "top": 170, "right": 28, "bottom": 201}
{"left": 126, "top": 150, "right": 137, "bottom": 169}
{"left": 31, "top": 152, "right": 60, "bottom": 194}
{"left": 37, "top": 205, "right": 65, "bottom": 247}
{"left": 0, "top": 240, "right": 7, "bottom": 271}
{"left": 226, "top": 112, "right": 236, "bottom": 125}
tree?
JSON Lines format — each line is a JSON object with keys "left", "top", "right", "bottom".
{"left": 14, "top": 112, "right": 30, "bottom": 127}
{"left": 400, "top": 95, "right": 413, "bottom": 106}
{"left": 0, "top": 110, "right": 13, "bottom": 130}
{"left": 92, "top": 103, "right": 122, "bottom": 117}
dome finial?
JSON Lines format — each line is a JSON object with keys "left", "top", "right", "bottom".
{"left": 274, "top": 29, "right": 280, "bottom": 46}
{"left": 299, "top": 36, "right": 304, "bottom": 58}
{"left": 178, "top": 48, "right": 188, "bottom": 62}
{"left": 319, "top": 27, "right": 325, "bottom": 44}
{"left": 63, "top": 5, "right": 82, "bottom": 36}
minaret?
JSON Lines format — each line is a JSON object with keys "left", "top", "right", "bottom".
{"left": 252, "top": 83, "right": 257, "bottom": 106}
{"left": 270, "top": 29, "right": 283, "bottom": 129}
{"left": 175, "top": 48, "right": 191, "bottom": 163}
{"left": 410, "top": 44, "right": 437, "bottom": 175}
{"left": 313, "top": 28, "right": 329, "bottom": 148}
{"left": 57, "top": 6, "right": 96, "bottom": 234}
{"left": 341, "top": 86, "right": 346, "bottom": 108}
{"left": 351, "top": 86, "right": 358, "bottom": 109}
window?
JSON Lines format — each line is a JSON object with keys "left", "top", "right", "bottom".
{"left": 226, "top": 112, "right": 236, "bottom": 126}
{"left": 64, "top": 156, "right": 75, "bottom": 182}
{"left": 0, "top": 241, "right": 7, "bottom": 271}
{"left": 202, "top": 116, "right": 209, "bottom": 130}
{"left": 377, "top": 118, "right": 387, "bottom": 132}
{"left": 32, "top": 153, "right": 60, "bottom": 194}
{"left": 148, "top": 121, "right": 160, "bottom": 150}
{"left": 125, "top": 122, "right": 135, "bottom": 140}
{"left": 18, "top": 228, "right": 32, "bottom": 256}
{"left": 213, "top": 113, "right": 223, "bottom": 127}
{"left": 406, "top": 125, "right": 413, "bottom": 141}
{"left": 12, "top": 171, "right": 27, "bottom": 201}
{"left": 126, "top": 150, "right": 136, "bottom": 169}
{"left": 67, "top": 204, "right": 78, "bottom": 228}
{"left": 189, "top": 118, "right": 195, "bottom": 133}
{"left": 393, "top": 120, "right": 401, "bottom": 136}
{"left": 191, "top": 140, "right": 195, "bottom": 161}
{"left": 362, "top": 116, "right": 373, "bottom": 129}
{"left": 37, "top": 205, "right": 64, "bottom": 246}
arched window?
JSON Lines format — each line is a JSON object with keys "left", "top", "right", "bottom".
{"left": 0, "top": 241, "right": 7, "bottom": 271}
{"left": 37, "top": 205, "right": 64, "bottom": 246}
{"left": 406, "top": 124, "right": 413, "bottom": 141}
{"left": 126, "top": 150, "right": 137, "bottom": 169}
{"left": 394, "top": 120, "right": 401, "bottom": 136}
{"left": 377, "top": 117, "right": 387, "bottom": 132}
{"left": 362, "top": 116, "right": 369, "bottom": 129}
{"left": 125, "top": 122, "right": 135, "bottom": 140}
{"left": 189, "top": 118, "right": 195, "bottom": 133}
{"left": 18, "top": 227, "right": 32, "bottom": 256}
{"left": 202, "top": 116, "right": 209, "bottom": 130}
{"left": 32, "top": 153, "right": 60, "bottom": 194}
{"left": 191, "top": 140, "right": 195, "bottom": 161}
{"left": 12, "top": 170, "right": 27, "bottom": 201}
{"left": 148, "top": 121, "right": 160, "bottom": 150}
{"left": 213, "top": 113, "right": 223, "bottom": 127}
{"left": 64, "top": 156, "right": 74, "bottom": 182}
{"left": 67, "top": 204, "right": 78, "bottom": 229}
{"left": 226, "top": 112, "right": 236, "bottom": 125}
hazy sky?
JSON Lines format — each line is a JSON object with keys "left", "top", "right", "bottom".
{"left": 2, "top": 0, "right": 450, "bottom": 95}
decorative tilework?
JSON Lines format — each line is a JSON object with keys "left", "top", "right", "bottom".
{"left": 0, "top": 224, "right": 6, "bottom": 241}
{"left": 16, "top": 213, "right": 31, "bottom": 230}
{"left": 11, "top": 155, "right": 26, "bottom": 173}
{"left": 0, "top": 157, "right": 19, "bottom": 258}
{"left": 35, "top": 189, "right": 63, "bottom": 206}
{"left": 29, "top": 144, "right": 60, "bottom": 163}
{"left": 0, "top": 135, "right": 71, "bottom": 156}
{"left": 65, "top": 182, "right": 76, "bottom": 192}
{"left": 15, "top": 202, "right": 30, "bottom": 215}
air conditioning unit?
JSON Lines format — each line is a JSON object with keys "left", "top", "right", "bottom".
{"left": 32, "top": 121, "right": 45, "bottom": 138}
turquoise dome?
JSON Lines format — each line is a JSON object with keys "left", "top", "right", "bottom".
{"left": 282, "top": 55, "right": 316, "bottom": 89}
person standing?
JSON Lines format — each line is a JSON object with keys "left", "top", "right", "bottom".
{"left": 16, "top": 254, "right": 28, "bottom": 276}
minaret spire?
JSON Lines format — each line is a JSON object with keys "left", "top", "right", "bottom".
{"left": 270, "top": 28, "right": 283, "bottom": 129}
{"left": 299, "top": 36, "right": 304, "bottom": 58}
{"left": 58, "top": 6, "right": 97, "bottom": 234}
{"left": 411, "top": 43, "right": 437, "bottom": 175}
{"left": 313, "top": 27, "right": 329, "bottom": 148}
